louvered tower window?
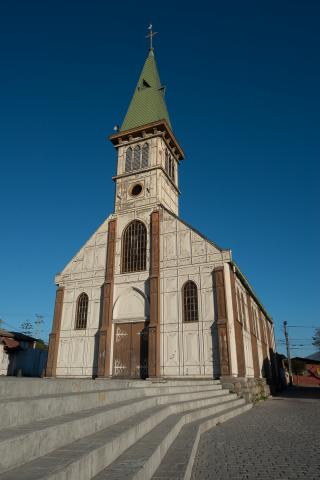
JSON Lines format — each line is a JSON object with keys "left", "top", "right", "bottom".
{"left": 165, "top": 149, "right": 169, "bottom": 173}
{"left": 121, "top": 220, "right": 147, "bottom": 273}
{"left": 125, "top": 147, "right": 132, "bottom": 172}
{"left": 165, "top": 149, "right": 175, "bottom": 183}
{"left": 182, "top": 281, "right": 199, "bottom": 322}
{"left": 171, "top": 159, "right": 175, "bottom": 182}
{"left": 169, "top": 156, "right": 172, "bottom": 179}
{"left": 142, "top": 143, "right": 149, "bottom": 168}
{"left": 75, "top": 293, "right": 88, "bottom": 329}
{"left": 133, "top": 145, "right": 141, "bottom": 170}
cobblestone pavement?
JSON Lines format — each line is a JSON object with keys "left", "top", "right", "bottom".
{"left": 191, "top": 387, "right": 320, "bottom": 480}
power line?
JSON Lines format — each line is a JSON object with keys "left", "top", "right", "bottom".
{"left": 277, "top": 338, "right": 314, "bottom": 341}
{"left": 0, "top": 312, "right": 51, "bottom": 318}
{"left": 287, "top": 325, "right": 319, "bottom": 328}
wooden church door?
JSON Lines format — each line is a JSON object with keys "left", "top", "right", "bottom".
{"left": 113, "top": 323, "right": 148, "bottom": 378}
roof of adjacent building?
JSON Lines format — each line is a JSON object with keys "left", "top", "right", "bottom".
{"left": 121, "top": 49, "right": 171, "bottom": 132}
{"left": 0, "top": 329, "right": 38, "bottom": 343}
{"left": 306, "top": 351, "right": 320, "bottom": 362}
{"left": 292, "top": 355, "right": 320, "bottom": 365}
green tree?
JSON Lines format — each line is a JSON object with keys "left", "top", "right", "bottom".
{"left": 35, "top": 340, "right": 48, "bottom": 350}
{"left": 312, "top": 328, "right": 320, "bottom": 349}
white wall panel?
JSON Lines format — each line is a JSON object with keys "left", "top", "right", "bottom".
{"left": 164, "top": 332, "right": 179, "bottom": 366}
{"left": 183, "top": 331, "right": 200, "bottom": 366}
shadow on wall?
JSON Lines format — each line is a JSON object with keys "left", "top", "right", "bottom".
{"left": 211, "top": 323, "right": 220, "bottom": 379}
{"left": 211, "top": 277, "right": 221, "bottom": 379}
{"left": 91, "top": 283, "right": 106, "bottom": 378}
{"left": 262, "top": 348, "right": 280, "bottom": 394}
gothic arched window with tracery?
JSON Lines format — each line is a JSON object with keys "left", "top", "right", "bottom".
{"left": 142, "top": 143, "right": 149, "bottom": 168}
{"left": 133, "top": 145, "right": 141, "bottom": 170}
{"left": 121, "top": 220, "right": 147, "bottom": 273}
{"left": 182, "top": 281, "right": 199, "bottom": 322}
{"left": 75, "top": 293, "right": 88, "bottom": 329}
{"left": 125, "top": 147, "right": 132, "bottom": 172}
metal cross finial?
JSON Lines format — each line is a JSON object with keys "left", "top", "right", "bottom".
{"left": 146, "top": 24, "right": 158, "bottom": 50}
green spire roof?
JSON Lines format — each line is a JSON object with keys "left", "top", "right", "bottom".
{"left": 121, "top": 49, "right": 171, "bottom": 131}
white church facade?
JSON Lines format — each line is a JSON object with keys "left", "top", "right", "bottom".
{"left": 46, "top": 46, "right": 277, "bottom": 386}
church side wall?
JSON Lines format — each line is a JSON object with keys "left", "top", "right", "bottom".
{"left": 54, "top": 219, "right": 110, "bottom": 377}
{"left": 160, "top": 209, "right": 231, "bottom": 377}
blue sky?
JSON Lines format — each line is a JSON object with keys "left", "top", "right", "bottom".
{"left": 0, "top": 1, "right": 319, "bottom": 357}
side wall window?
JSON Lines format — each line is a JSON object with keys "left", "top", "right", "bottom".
{"left": 237, "top": 290, "right": 242, "bottom": 323}
{"left": 75, "top": 293, "right": 88, "bottom": 329}
{"left": 182, "top": 281, "right": 199, "bottom": 322}
{"left": 121, "top": 220, "right": 147, "bottom": 273}
{"left": 241, "top": 293, "right": 247, "bottom": 330}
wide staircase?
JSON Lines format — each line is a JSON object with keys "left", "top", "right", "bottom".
{"left": 0, "top": 377, "right": 251, "bottom": 479}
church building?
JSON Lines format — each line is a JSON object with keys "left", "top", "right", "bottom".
{"left": 46, "top": 40, "right": 277, "bottom": 386}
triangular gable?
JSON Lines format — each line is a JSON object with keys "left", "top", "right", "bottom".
{"left": 55, "top": 216, "right": 112, "bottom": 284}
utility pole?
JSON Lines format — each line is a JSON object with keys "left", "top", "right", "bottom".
{"left": 34, "top": 314, "right": 44, "bottom": 339}
{"left": 284, "top": 321, "right": 293, "bottom": 386}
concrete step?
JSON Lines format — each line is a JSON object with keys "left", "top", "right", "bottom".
{"left": 0, "top": 383, "right": 223, "bottom": 428}
{"left": 0, "top": 378, "right": 125, "bottom": 399}
{"left": 0, "top": 378, "right": 220, "bottom": 399}
{"left": 92, "top": 398, "right": 247, "bottom": 480}
{"left": 0, "top": 392, "right": 238, "bottom": 480}
{"left": 144, "top": 379, "right": 221, "bottom": 387}
{"left": 0, "top": 390, "right": 234, "bottom": 473}
{"left": 152, "top": 403, "right": 253, "bottom": 480}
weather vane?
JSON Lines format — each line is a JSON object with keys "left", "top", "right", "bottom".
{"left": 146, "top": 24, "right": 158, "bottom": 50}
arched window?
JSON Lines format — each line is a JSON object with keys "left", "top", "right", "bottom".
{"left": 241, "top": 293, "right": 247, "bottom": 330}
{"left": 133, "top": 145, "right": 141, "bottom": 170}
{"left": 182, "top": 281, "right": 199, "bottom": 322}
{"left": 253, "top": 310, "right": 259, "bottom": 337}
{"left": 237, "top": 290, "right": 242, "bottom": 323}
{"left": 125, "top": 147, "right": 132, "bottom": 172}
{"left": 142, "top": 143, "right": 149, "bottom": 168}
{"left": 121, "top": 220, "right": 147, "bottom": 273}
{"left": 251, "top": 306, "right": 256, "bottom": 334}
{"left": 75, "top": 293, "right": 88, "bottom": 329}
{"left": 255, "top": 312, "right": 260, "bottom": 338}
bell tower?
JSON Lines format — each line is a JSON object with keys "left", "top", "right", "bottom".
{"left": 109, "top": 45, "right": 184, "bottom": 215}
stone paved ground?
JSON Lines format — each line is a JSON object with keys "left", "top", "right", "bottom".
{"left": 191, "top": 387, "right": 320, "bottom": 480}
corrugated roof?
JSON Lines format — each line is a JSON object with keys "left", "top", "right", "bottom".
{"left": 121, "top": 49, "right": 171, "bottom": 131}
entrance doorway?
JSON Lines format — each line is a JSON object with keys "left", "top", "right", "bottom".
{"left": 113, "top": 322, "right": 148, "bottom": 378}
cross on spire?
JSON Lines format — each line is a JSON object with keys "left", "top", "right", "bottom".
{"left": 146, "top": 24, "right": 158, "bottom": 50}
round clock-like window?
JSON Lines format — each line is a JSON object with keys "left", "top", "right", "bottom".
{"left": 130, "top": 183, "right": 143, "bottom": 197}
